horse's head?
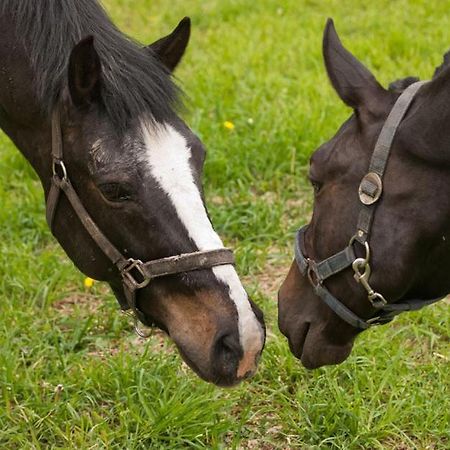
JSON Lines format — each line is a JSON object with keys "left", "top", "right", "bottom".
{"left": 278, "top": 19, "right": 450, "bottom": 368}
{"left": 51, "top": 19, "right": 265, "bottom": 386}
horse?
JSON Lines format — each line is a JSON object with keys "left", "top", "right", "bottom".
{"left": 278, "top": 19, "right": 449, "bottom": 369}
{"left": 0, "top": 0, "right": 265, "bottom": 386}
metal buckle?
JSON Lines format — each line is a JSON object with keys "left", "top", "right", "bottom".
{"left": 121, "top": 258, "right": 150, "bottom": 290}
{"left": 52, "top": 159, "right": 68, "bottom": 181}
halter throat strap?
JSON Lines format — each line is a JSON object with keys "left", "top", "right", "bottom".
{"left": 295, "top": 81, "right": 443, "bottom": 329}
{"left": 46, "top": 106, "right": 235, "bottom": 327}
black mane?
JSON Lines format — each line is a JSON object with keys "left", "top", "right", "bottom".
{"left": 389, "top": 49, "right": 450, "bottom": 93}
{"left": 1, "top": 0, "right": 181, "bottom": 129}
{"left": 388, "top": 76, "right": 420, "bottom": 93}
{"left": 433, "top": 50, "right": 450, "bottom": 78}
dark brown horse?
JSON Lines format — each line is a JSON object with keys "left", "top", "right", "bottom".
{"left": 0, "top": 0, "right": 265, "bottom": 386}
{"left": 279, "top": 19, "right": 448, "bottom": 369}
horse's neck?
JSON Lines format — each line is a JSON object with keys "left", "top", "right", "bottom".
{"left": 0, "top": 14, "right": 52, "bottom": 189}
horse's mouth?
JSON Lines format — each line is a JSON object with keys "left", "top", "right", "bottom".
{"left": 286, "top": 322, "right": 328, "bottom": 370}
{"left": 115, "top": 283, "right": 262, "bottom": 386}
{"left": 175, "top": 344, "right": 243, "bottom": 387}
{"left": 286, "top": 322, "right": 310, "bottom": 361}
{"left": 285, "top": 321, "right": 354, "bottom": 369}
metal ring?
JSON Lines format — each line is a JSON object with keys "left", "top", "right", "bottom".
{"left": 133, "top": 315, "right": 153, "bottom": 338}
{"left": 349, "top": 235, "right": 370, "bottom": 265}
{"left": 52, "top": 159, "right": 68, "bottom": 181}
{"left": 122, "top": 310, "right": 153, "bottom": 339}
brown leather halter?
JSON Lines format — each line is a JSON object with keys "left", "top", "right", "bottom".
{"left": 46, "top": 106, "right": 235, "bottom": 331}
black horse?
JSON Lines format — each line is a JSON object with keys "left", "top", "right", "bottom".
{"left": 279, "top": 20, "right": 449, "bottom": 369}
{"left": 0, "top": 0, "right": 265, "bottom": 386}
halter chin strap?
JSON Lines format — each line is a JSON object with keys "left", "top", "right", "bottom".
{"left": 46, "top": 106, "right": 235, "bottom": 329}
{"left": 295, "top": 81, "right": 443, "bottom": 330}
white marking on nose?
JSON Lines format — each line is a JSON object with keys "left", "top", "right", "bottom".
{"left": 141, "top": 121, "right": 264, "bottom": 371}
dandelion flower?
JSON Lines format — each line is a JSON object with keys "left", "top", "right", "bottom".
{"left": 84, "top": 277, "right": 95, "bottom": 288}
{"left": 224, "top": 121, "right": 235, "bottom": 130}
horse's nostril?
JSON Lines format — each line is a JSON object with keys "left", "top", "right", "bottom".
{"left": 212, "top": 332, "right": 242, "bottom": 385}
{"left": 215, "top": 333, "right": 241, "bottom": 361}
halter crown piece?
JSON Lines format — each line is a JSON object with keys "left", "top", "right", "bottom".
{"left": 295, "top": 81, "right": 442, "bottom": 329}
{"left": 46, "top": 106, "right": 235, "bottom": 334}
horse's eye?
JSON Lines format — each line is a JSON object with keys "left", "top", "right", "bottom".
{"left": 310, "top": 179, "right": 322, "bottom": 195}
{"left": 98, "top": 183, "right": 132, "bottom": 203}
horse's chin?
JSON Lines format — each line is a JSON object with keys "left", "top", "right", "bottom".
{"left": 175, "top": 344, "right": 242, "bottom": 387}
{"left": 287, "top": 322, "right": 354, "bottom": 369}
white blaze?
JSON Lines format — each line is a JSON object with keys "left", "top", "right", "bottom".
{"left": 141, "top": 121, "right": 264, "bottom": 369}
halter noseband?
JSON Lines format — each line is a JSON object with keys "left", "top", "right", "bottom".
{"left": 46, "top": 106, "right": 235, "bottom": 331}
{"left": 295, "top": 81, "right": 442, "bottom": 330}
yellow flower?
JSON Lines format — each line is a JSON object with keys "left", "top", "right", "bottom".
{"left": 84, "top": 277, "right": 95, "bottom": 288}
{"left": 223, "top": 121, "right": 235, "bottom": 130}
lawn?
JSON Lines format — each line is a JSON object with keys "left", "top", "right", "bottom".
{"left": 1, "top": 0, "right": 449, "bottom": 448}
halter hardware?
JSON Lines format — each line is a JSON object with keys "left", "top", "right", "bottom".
{"left": 352, "top": 256, "right": 387, "bottom": 309}
{"left": 52, "top": 159, "right": 68, "bottom": 181}
{"left": 122, "top": 310, "right": 153, "bottom": 339}
{"left": 120, "top": 258, "right": 151, "bottom": 291}
{"left": 358, "top": 172, "right": 383, "bottom": 205}
{"left": 295, "top": 81, "right": 442, "bottom": 329}
{"left": 46, "top": 106, "right": 236, "bottom": 334}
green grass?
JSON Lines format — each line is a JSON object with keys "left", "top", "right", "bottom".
{"left": 1, "top": 0, "right": 449, "bottom": 448}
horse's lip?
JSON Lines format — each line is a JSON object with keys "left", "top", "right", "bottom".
{"left": 176, "top": 347, "right": 207, "bottom": 380}
{"left": 287, "top": 322, "right": 311, "bottom": 360}
{"left": 175, "top": 346, "right": 240, "bottom": 387}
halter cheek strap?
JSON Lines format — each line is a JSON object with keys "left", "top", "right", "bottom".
{"left": 295, "top": 81, "right": 443, "bottom": 330}
{"left": 46, "top": 106, "right": 235, "bottom": 330}
{"left": 355, "top": 81, "right": 428, "bottom": 244}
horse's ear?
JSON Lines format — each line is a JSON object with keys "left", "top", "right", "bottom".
{"left": 68, "top": 36, "right": 102, "bottom": 107}
{"left": 323, "top": 19, "right": 389, "bottom": 120}
{"left": 146, "top": 17, "right": 191, "bottom": 72}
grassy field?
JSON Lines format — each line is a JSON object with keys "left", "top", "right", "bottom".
{"left": 1, "top": 0, "right": 449, "bottom": 448}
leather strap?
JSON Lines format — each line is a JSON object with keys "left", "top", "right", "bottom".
{"left": 294, "top": 227, "right": 443, "bottom": 329}
{"left": 51, "top": 107, "right": 63, "bottom": 161}
{"left": 314, "top": 246, "right": 355, "bottom": 282}
{"left": 46, "top": 177, "right": 61, "bottom": 228}
{"left": 57, "top": 177, "right": 126, "bottom": 266}
{"left": 381, "top": 297, "right": 442, "bottom": 312}
{"left": 314, "top": 284, "right": 371, "bottom": 329}
{"left": 46, "top": 107, "right": 65, "bottom": 229}
{"left": 295, "top": 226, "right": 355, "bottom": 282}
{"left": 294, "top": 230, "right": 309, "bottom": 274}
{"left": 356, "top": 81, "right": 428, "bottom": 242}
{"left": 141, "top": 249, "right": 235, "bottom": 279}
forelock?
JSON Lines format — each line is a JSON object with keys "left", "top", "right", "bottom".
{"left": 2, "top": 0, "right": 183, "bottom": 130}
